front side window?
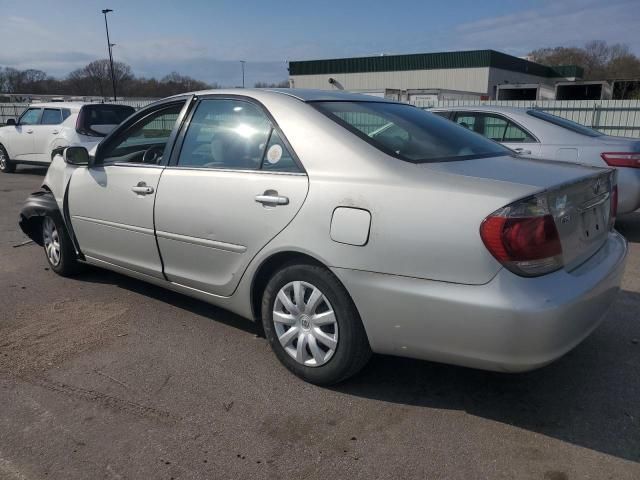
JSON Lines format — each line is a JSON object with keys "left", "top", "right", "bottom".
{"left": 41, "top": 108, "right": 63, "bottom": 125}
{"left": 313, "top": 102, "right": 509, "bottom": 163}
{"left": 19, "top": 108, "right": 42, "bottom": 125}
{"left": 177, "top": 99, "right": 298, "bottom": 172}
{"left": 99, "top": 103, "right": 184, "bottom": 165}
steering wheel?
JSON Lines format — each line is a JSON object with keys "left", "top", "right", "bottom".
{"left": 142, "top": 145, "right": 165, "bottom": 164}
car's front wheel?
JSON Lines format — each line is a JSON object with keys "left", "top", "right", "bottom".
{"left": 261, "top": 263, "right": 371, "bottom": 385}
{"left": 42, "top": 215, "right": 82, "bottom": 276}
{"left": 0, "top": 145, "right": 16, "bottom": 173}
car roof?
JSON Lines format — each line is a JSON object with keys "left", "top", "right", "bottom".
{"left": 431, "top": 105, "right": 530, "bottom": 116}
{"left": 180, "top": 88, "right": 397, "bottom": 103}
{"left": 28, "top": 102, "right": 134, "bottom": 111}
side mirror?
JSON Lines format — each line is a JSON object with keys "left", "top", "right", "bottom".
{"left": 63, "top": 146, "right": 90, "bottom": 166}
{"left": 6, "top": 118, "right": 16, "bottom": 126}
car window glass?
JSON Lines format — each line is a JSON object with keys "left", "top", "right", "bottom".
{"left": 314, "top": 102, "right": 509, "bottom": 163}
{"left": 19, "top": 108, "right": 42, "bottom": 125}
{"left": 61, "top": 109, "right": 71, "bottom": 121}
{"left": 503, "top": 121, "right": 536, "bottom": 143}
{"left": 100, "top": 103, "right": 183, "bottom": 165}
{"left": 261, "top": 129, "right": 299, "bottom": 172}
{"left": 455, "top": 114, "right": 476, "bottom": 132}
{"left": 41, "top": 109, "right": 63, "bottom": 125}
{"left": 481, "top": 114, "right": 508, "bottom": 141}
{"left": 177, "top": 99, "right": 271, "bottom": 170}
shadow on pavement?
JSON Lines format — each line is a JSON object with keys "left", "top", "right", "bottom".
{"left": 334, "top": 289, "right": 640, "bottom": 463}
{"left": 76, "top": 265, "right": 640, "bottom": 462}
{"left": 77, "top": 268, "right": 261, "bottom": 337}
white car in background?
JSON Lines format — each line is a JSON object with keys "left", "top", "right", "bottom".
{"left": 431, "top": 106, "right": 640, "bottom": 214}
{"left": 0, "top": 102, "right": 135, "bottom": 173}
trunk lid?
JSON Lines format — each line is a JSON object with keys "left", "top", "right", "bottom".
{"left": 424, "top": 155, "right": 615, "bottom": 272}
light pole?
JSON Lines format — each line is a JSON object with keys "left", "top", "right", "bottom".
{"left": 240, "top": 60, "right": 246, "bottom": 88}
{"left": 101, "top": 8, "right": 117, "bottom": 101}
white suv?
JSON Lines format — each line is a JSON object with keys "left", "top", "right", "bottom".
{"left": 0, "top": 102, "right": 135, "bottom": 173}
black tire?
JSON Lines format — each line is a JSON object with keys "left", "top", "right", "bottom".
{"left": 261, "top": 263, "right": 371, "bottom": 385}
{"left": 41, "top": 214, "right": 82, "bottom": 277}
{"left": 0, "top": 144, "right": 16, "bottom": 173}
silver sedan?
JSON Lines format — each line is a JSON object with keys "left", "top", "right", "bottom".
{"left": 431, "top": 105, "right": 640, "bottom": 215}
{"left": 19, "top": 89, "right": 627, "bottom": 384}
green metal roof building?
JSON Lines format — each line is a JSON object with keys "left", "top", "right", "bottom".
{"left": 288, "top": 49, "right": 583, "bottom": 101}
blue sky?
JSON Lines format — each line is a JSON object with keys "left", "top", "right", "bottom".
{"left": 2, "top": 0, "right": 639, "bottom": 86}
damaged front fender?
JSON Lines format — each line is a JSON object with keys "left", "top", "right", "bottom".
{"left": 19, "top": 190, "right": 64, "bottom": 246}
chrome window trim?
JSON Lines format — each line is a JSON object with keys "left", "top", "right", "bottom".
{"left": 163, "top": 165, "right": 307, "bottom": 176}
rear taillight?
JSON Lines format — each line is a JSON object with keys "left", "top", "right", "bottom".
{"left": 601, "top": 152, "right": 640, "bottom": 168}
{"left": 480, "top": 195, "right": 563, "bottom": 277}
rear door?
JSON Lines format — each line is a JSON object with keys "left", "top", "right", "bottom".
{"left": 154, "top": 96, "right": 309, "bottom": 296}
{"left": 33, "top": 108, "right": 64, "bottom": 162}
{"left": 67, "top": 99, "right": 189, "bottom": 277}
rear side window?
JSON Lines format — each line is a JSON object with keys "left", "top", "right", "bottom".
{"left": 77, "top": 105, "right": 136, "bottom": 137}
{"left": 41, "top": 108, "right": 63, "bottom": 125}
{"left": 314, "top": 102, "right": 509, "bottom": 163}
{"left": 455, "top": 112, "right": 536, "bottom": 143}
{"left": 527, "top": 109, "right": 602, "bottom": 137}
{"left": 177, "top": 99, "right": 300, "bottom": 172}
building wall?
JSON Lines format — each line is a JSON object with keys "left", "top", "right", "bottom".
{"left": 487, "top": 68, "right": 555, "bottom": 99}
{"left": 290, "top": 67, "right": 491, "bottom": 94}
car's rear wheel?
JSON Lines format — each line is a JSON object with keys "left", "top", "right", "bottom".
{"left": 0, "top": 145, "right": 16, "bottom": 173}
{"left": 42, "top": 215, "right": 82, "bottom": 276}
{"left": 261, "top": 263, "right": 371, "bottom": 385}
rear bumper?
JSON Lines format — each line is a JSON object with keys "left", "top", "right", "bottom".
{"left": 617, "top": 167, "right": 640, "bottom": 214}
{"left": 332, "top": 231, "right": 628, "bottom": 372}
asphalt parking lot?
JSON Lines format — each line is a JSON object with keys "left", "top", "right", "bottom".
{"left": 0, "top": 166, "right": 639, "bottom": 480}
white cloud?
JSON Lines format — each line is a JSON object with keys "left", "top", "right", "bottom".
{"left": 451, "top": 0, "right": 640, "bottom": 55}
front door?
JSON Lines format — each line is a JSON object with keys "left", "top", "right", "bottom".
{"left": 67, "top": 100, "right": 188, "bottom": 277}
{"left": 154, "top": 97, "right": 309, "bottom": 296}
{"left": 11, "top": 107, "right": 42, "bottom": 160}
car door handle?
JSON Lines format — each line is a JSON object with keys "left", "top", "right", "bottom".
{"left": 131, "top": 182, "right": 154, "bottom": 195}
{"left": 513, "top": 147, "right": 532, "bottom": 155}
{"left": 255, "top": 194, "right": 289, "bottom": 206}
{"left": 51, "top": 130, "right": 59, "bottom": 135}
{"left": 26, "top": 129, "right": 34, "bottom": 134}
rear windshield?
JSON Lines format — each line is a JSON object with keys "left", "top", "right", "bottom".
{"left": 527, "top": 109, "right": 603, "bottom": 137}
{"left": 79, "top": 104, "right": 135, "bottom": 136}
{"left": 312, "top": 101, "right": 509, "bottom": 163}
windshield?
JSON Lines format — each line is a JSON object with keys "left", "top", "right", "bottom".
{"left": 527, "top": 109, "right": 603, "bottom": 137}
{"left": 312, "top": 101, "right": 509, "bottom": 163}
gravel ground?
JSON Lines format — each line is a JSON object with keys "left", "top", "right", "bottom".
{"left": 1, "top": 166, "right": 639, "bottom": 480}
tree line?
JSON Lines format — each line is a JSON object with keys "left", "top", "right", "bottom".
{"left": 0, "top": 59, "right": 288, "bottom": 98}
{"left": 528, "top": 41, "right": 640, "bottom": 98}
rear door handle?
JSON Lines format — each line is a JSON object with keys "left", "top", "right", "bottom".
{"left": 255, "top": 194, "right": 289, "bottom": 206}
{"left": 51, "top": 130, "right": 59, "bottom": 135}
{"left": 132, "top": 182, "right": 154, "bottom": 195}
{"left": 26, "top": 129, "right": 34, "bottom": 134}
